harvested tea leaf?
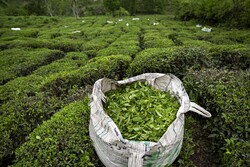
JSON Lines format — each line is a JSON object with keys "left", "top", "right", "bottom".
{"left": 104, "top": 82, "right": 179, "bottom": 142}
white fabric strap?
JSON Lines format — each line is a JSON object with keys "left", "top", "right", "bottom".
{"left": 189, "top": 102, "right": 211, "bottom": 118}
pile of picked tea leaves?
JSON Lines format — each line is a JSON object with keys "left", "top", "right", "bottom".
{"left": 104, "top": 81, "right": 179, "bottom": 142}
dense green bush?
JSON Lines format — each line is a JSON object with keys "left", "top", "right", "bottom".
{"left": 184, "top": 68, "right": 250, "bottom": 166}
{"left": 0, "top": 92, "right": 65, "bottom": 166}
{"left": 12, "top": 99, "right": 102, "bottom": 167}
{"left": 143, "top": 31, "right": 174, "bottom": 48}
{"left": 32, "top": 52, "right": 88, "bottom": 76}
{"left": 208, "top": 45, "right": 250, "bottom": 70}
{"left": 0, "top": 52, "right": 90, "bottom": 165}
{"left": 128, "top": 45, "right": 250, "bottom": 79}
{"left": 0, "top": 48, "right": 64, "bottom": 85}
{"left": 83, "top": 39, "right": 110, "bottom": 58}
{"left": 0, "top": 52, "right": 87, "bottom": 103}
{"left": 128, "top": 47, "right": 209, "bottom": 78}
{"left": 0, "top": 80, "right": 90, "bottom": 166}
{"left": 0, "top": 75, "right": 44, "bottom": 103}
{"left": 50, "top": 39, "right": 84, "bottom": 52}
{"left": 182, "top": 39, "right": 213, "bottom": 47}
{"left": 0, "top": 16, "right": 61, "bottom": 29}
{"left": 5, "top": 38, "right": 84, "bottom": 52}
{"left": 9, "top": 39, "right": 52, "bottom": 49}
{"left": 144, "top": 37, "right": 174, "bottom": 48}
{"left": 41, "top": 54, "right": 132, "bottom": 97}
{"left": 1, "top": 28, "right": 39, "bottom": 38}
{"left": 97, "top": 40, "right": 140, "bottom": 57}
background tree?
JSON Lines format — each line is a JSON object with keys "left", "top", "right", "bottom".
{"left": 121, "top": 0, "right": 136, "bottom": 15}
{"left": 44, "top": 0, "right": 60, "bottom": 16}
{"left": 103, "top": 0, "right": 121, "bottom": 16}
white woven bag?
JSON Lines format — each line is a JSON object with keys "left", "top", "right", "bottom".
{"left": 89, "top": 73, "right": 211, "bottom": 167}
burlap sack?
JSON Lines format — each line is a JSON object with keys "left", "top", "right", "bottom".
{"left": 89, "top": 73, "right": 211, "bottom": 167}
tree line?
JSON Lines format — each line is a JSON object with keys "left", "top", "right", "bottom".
{"left": 0, "top": 0, "right": 249, "bottom": 27}
{"left": 174, "top": 0, "right": 250, "bottom": 27}
{"left": 0, "top": 0, "right": 169, "bottom": 17}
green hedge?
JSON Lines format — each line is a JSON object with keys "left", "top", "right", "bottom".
{"left": 97, "top": 33, "right": 140, "bottom": 57}
{"left": 0, "top": 52, "right": 87, "bottom": 103}
{"left": 128, "top": 47, "right": 209, "bottom": 78}
{"left": 49, "top": 39, "right": 84, "bottom": 52}
{"left": 1, "top": 38, "right": 84, "bottom": 52}
{"left": 0, "top": 51, "right": 90, "bottom": 164}
{"left": 12, "top": 98, "right": 102, "bottom": 167}
{"left": 0, "top": 83, "right": 89, "bottom": 166}
{"left": 83, "top": 39, "right": 110, "bottom": 58}
{"left": 208, "top": 45, "right": 250, "bottom": 70}
{"left": 32, "top": 52, "right": 88, "bottom": 76}
{"left": 41, "top": 54, "right": 132, "bottom": 97}
{"left": 0, "top": 16, "right": 61, "bottom": 29}
{"left": 143, "top": 31, "right": 174, "bottom": 48}
{"left": 0, "top": 92, "right": 66, "bottom": 166}
{"left": 184, "top": 68, "right": 250, "bottom": 166}
{"left": 97, "top": 46, "right": 140, "bottom": 57}
{"left": 0, "top": 48, "right": 64, "bottom": 85}
{"left": 128, "top": 45, "right": 250, "bottom": 78}
{"left": 182, "top": 39, "right": 213, "bottom": 47}
{"left": 1, "top": 28, "right": 39, "bottom": 38}
{"left": 0, "top": 75, "right": 44, "bottom": 103}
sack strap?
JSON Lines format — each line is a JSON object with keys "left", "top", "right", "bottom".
{"left": 189, "top": 102, "right": 211, "bottom": 118}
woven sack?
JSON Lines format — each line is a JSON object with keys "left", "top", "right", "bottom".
{"left": 89, "top": 73, "right": 211, "bottom": 167}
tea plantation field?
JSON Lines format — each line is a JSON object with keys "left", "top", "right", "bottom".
{"left": 0, "top": 15, "right": 249, "bottom": 166}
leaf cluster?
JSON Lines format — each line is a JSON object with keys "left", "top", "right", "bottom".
{"left": 104, "top": 81, "right": 179, "bottom": 141}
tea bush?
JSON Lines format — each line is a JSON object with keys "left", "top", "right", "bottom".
{"left": 144, "top": 37, "right": 174, "bottom": 48}
{"left": 1, "top": 38, "right": 84, "bottom": 52}
{"left": 9, "top": 39, "right": 53, "bottom": 49}
{"left": 143, "top": 31, "right": 174, "bottom": 48}
{"left": 41, "top": 55, "right": 132, "bottom": 97}
{"left": 0, "top": 75, "right": 44, "bottom": 103}
{"left": 1, "top": 28, "right": 39, "bottom": 38}
{"left": 32, "top": 52, "right": 88, "bottom": 76}
{"left": 83, "top": 39, "right": 110, "bottom": 58}
{"left": 0, "top": 52, "right": 91, "bottom": 166}
{"left": 12, "top": 99, "right": 103, "bottom": 167}
{"left": 184, "top": 68, "right": 250, "bottom": 166}
{"left": 128, "top": 47, "right": 210, "bottom": 78}
{"left": 0, "top": 48, "right": 64, "bottom": 85}
{"left": 182, "top": 39, "right": 213, "bottom": 47}
{"left": 0, "top": 92, "right": 65, "bottom": 166}
{"left": 0, "top": 16, "right": 61, "bottom": 29}
{"left": 208, "top": 45, "right": 250, "bottom": 70}
{"left": 97, "top": 40, "right": 140, "bottom": 57}
{"left": 0, "top": 52, "right": 87, "bottom": 102}
{"left": 49, "top": 38, "right": 84, "bottom": 52}
{"left": 97, "top": 33, "right": 140, "bottom": 57}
